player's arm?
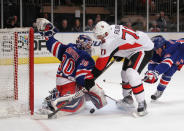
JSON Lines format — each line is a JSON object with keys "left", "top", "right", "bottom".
{"left": 154, "top": 44, "right": 180, "bottom": 75}
{"left": 147, "top": 60, "right": 159, "bottom": 71}
{"left": 75, "top": 58, "right": 95, "bottom": 87}
{"left": 144, "top": 54, "right": 175, "bottom": 84}
{"left": 92, "top": 46, "right": 119, "bottom": 79}
{"left": 36, "top": 18, "right": 67, "bottom": 60}
{"left": 45, "top": 37, "right": 67, "bottom": 60}
{"left": 75, "top": 58, "right": 107, "bottom": 109}
{"left": 147, "top": 52, "right": 162, "bottom": 70}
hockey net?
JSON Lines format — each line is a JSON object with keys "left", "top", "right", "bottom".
{"left": 0, "top": 28, "right": 34, "bottom": 117}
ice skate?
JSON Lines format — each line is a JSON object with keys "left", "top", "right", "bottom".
{"left": 116, "top": 95, "right": 135, "bottom": 111}
{"left": 151, "top": 90, "right": 163, "bottom": 101}
{"left": 137, "top": 100, "right": 147, "bottom": 116}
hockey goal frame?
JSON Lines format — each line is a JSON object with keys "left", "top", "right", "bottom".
{"left": 0, "top": 27, "right": 34, "bottom": 115}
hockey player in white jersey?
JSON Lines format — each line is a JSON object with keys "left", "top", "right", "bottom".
{"left": 86, "top": 21, "right": 154, "bottom": 116}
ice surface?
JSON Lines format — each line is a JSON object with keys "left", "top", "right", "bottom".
{"left": 0, "top": 62, "right": 184, "bottom": 131}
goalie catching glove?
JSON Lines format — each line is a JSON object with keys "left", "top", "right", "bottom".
{"left": 144, "top": 70, "right": 159, "bottom": 84}
{"left": 36, "top": 18, "right": 58, "bottom": 38}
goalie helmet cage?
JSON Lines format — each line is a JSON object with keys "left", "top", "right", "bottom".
{"left": 0, "top": 27, "right": 34, "bottom": 117}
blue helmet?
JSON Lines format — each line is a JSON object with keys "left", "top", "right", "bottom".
{"left": 151, "top": 35, "right": 166, "bottom": 50}
{"left": 76, "top": 35, "right": 92, "bottom": 55}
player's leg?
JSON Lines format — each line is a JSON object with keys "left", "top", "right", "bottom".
{"left": 55, "top": 77, "right": 85, "bottom": 114}
{"left": 121, "top": 58, "right": 133, "bottom": 101}
{"left": 123, "top": 50, "right": 153, "bottom": 115}
{"left": 39, "top": 77, "right": 85, "bottom": 117}
{"left": 116, "top": 59, "right": 134, "bottom": 109}
{"left": 151, "top": 65, "right": 178, "bottom": 100}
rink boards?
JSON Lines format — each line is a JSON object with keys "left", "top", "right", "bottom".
{"left": 1, "top": 32, "right": 184, "bottom": 64}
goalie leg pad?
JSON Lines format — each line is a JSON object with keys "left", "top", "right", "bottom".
{"left": 87, "top": 84, "right": 107, "bottom": 109}
{"left": 54, "top": 82, "right": 85, "bottom": 113}
{"left": 55, "top": 95, "right": 85, "bottom": 113}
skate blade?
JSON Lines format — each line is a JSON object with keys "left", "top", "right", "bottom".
{"left": 132, "top": 110, "right": 148, "bottom": 118}
{"left": 116, "top": 101, "right": 135, "bottom": 111}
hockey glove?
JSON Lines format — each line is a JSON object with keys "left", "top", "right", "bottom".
{"left": 144, "top": 70, "right": 159, "bottom": 84}
{"left": 84, "top": 78, "right": 95, "bottom": 91}
{"left": 36, "top": 18, "right": 58, "bottom": 38}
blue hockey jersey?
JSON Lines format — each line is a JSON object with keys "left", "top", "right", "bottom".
{"left": 148, "top": 39, "right": 184, "bottom": 75}
{"left": 46, "top": 36, "right": 95, "bottom": 86}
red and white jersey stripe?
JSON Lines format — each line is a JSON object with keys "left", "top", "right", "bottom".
{"left": 51, "top": 41, "right": 62, "bottom": 58}
{"left": 133, "top": 51, "right": 145, "bottom": 70}
{"left": 76, "top": 69, "right": 93, "bottom": 79}
{"left": 161, "top": 58, "right": 173, "bottom": 67}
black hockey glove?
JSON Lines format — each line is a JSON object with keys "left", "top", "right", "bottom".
{"left": 84, "top": 79, "right": 95, "bottom": 91}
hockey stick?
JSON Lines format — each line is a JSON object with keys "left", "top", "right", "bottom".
{"left": 103, "top": 79, "right": 123, "bottom": 85}
{"left": 47, "top": 58, "right": 117, "bottom": 119}
{"left": 103, "top": 77, "right": 147, "bottom": 85}
{"left": 104, "top": 94, "right": 118, "bottom": 103}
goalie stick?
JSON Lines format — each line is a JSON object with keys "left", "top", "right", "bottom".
{"left": 42, "top": 58, "right": 117, "bottom": 119}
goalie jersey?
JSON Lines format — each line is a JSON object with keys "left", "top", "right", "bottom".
{"left": 45, "top": 36, "right": 95, "bottom": 86}
{"left": 148, "top": 39, "right": 184, "bottom": 75}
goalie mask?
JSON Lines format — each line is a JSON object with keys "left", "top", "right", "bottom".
{"left": 76, "top": 35, "right": 92, "bottom": 55}
{"left": 151, "top": 35, "right": 167, "bottom": 50}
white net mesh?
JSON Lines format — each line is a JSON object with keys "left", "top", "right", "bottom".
{"left": 0, "top": 28, "right": 34, "bottom": 117}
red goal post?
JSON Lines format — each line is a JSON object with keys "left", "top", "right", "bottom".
{"left": 0, "top": 27, "right": 34, "bottom": 117}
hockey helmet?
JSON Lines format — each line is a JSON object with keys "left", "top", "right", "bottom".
{"left": 93, "top": 21, "right": 111, "bottom": 38}
{"left": 151, "top": 35, "right": 167, "bottom": 50}
{"left": 76, "top": 35, "right": 92, "bottom": 55}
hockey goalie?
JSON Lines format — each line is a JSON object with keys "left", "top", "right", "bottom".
{"left": 34, "top": 18, "right": 107, "bottom": 119}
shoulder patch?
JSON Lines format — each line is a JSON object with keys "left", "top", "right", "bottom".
{"left": 80, "top": 59, "right": 89, "bottom": 67}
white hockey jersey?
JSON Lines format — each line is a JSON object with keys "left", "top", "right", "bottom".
{"left": 95, "top": 25, "right": 154, "bottom": 71}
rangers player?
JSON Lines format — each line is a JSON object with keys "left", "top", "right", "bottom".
{"left": 35, "top": 18, "right": 107, "bottom": 117}
{"left": 86, "top": 21, "right": 154, "bottom": 116}
{"left": 144, "top": 35, "right": 184, "bottom": 100}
